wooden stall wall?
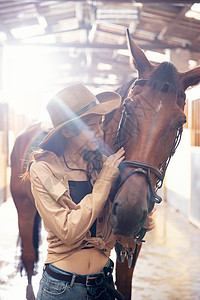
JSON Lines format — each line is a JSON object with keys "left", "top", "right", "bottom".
{"left": 164, "top": 94, "right": 200, "bottom": 228}
{"left": 190, "top": 98, "right": 200, "bottom": 228}
{"left": 191, "top": 99, "right": 200, "bottom": 147}
{"left": 164, "top": 100, "right": 191, "bottom": 216}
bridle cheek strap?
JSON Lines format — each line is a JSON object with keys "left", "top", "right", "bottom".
{"left": 118, "top": 160, "right": 163, "bottom": 207}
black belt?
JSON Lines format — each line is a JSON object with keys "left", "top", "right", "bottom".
{"left": 45, "top": 265, "right": 103, "bottom": 287}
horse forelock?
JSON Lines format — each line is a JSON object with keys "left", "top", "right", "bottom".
{"left": 148, "top": 62, "right": 181, "bottom": 97}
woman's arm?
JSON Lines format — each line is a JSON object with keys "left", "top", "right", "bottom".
{"left": 30, "top": 148, "right": 124, "bottom": 247}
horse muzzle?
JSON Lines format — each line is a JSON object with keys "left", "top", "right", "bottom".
{"left": 110, "top": 197, "right": 148, "bottom": 237}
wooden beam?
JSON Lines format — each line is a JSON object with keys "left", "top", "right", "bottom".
{"left": 4, "top": 38, "right": 200, "bottom": 54}
{"left": 157, "top": 4, "right": 193, "bottom": 40}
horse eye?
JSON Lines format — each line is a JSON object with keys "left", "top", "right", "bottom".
{"left": 162, "top": 83, "right": 170, "bottom": 92}
{"left": 176, "top": 117, "right": 186, "bottom": 129}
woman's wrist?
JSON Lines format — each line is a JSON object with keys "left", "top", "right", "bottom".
{"left": 98, "top": 164, "right": 119, "bottom": 182}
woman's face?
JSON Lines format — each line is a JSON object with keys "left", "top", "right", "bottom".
{"left": 63, "top": 115, "right": 104, "bottom": 152}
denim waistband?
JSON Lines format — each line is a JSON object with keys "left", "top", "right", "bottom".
{"left": 48, "top": 258, "right": 113, "bottom": 278}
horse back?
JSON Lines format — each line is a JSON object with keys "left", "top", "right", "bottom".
{"left": 10, "top": 123, "right": 45, "bottom": 201}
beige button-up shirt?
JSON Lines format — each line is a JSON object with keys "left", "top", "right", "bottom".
{"left": 30, "top": 150, "right": 119, "bottom": 265}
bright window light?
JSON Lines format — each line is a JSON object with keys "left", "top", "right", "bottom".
{"left": 37, "top": 15, "right": 48, "bottom": 29}
{"left": 23, "top": 34, "right": 56, "bottom": 44}
{"left": 57, "top": 63, "right": 72, "bottom": 70}
{"left": 93, "top": 76, "right": 118, "bottom": 85}
{"left": 191, "top": 3, "right": 200, "bottom": 12}
{"left": 3, "top": 45, "right": 57, "bottom": 119}
{"left": 188, "top": 59, "right": 198, "bottom": 69}
{"left": 145, "top": 50, "right": 167, "bottom": 63}
{"left": 185, "top": 3, "right": 200, "bottom": 20}
{"left": 11, "top": 24, "right": 45, "bottom": 39}
{"left": 97, "top": 63, "right": 112, "bottom": 71}
{"left": 185, "top": 10, "right": 200, "bottom": 20}
{"left": 108, "top": 74, "right": 117, "bottom": 80}
{"left": 0, "top": 31, "right": 7, "bottom": 42}
{"left": 117, "top": 49, "right": 130, "bottom": 56}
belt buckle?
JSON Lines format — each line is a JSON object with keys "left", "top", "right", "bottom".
{"left": 86, "top": 276, "right": 96, "bottom": 287}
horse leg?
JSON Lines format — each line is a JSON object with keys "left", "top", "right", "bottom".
{"left": 14, "top": 196, "right": 38, "bottom": 300}
{"left": 115, "top": 244, "right": 142, "bottom": 300}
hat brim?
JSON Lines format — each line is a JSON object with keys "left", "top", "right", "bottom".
{"left": 39, "top": 91, "right": 121, "bottom": 148}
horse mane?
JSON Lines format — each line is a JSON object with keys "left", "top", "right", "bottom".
{"left": 148, "top": 62, "right": 181, "bottom": 97}
{"left": 104, "top": 78, "right": 136, "bottom": 123}
{"left": 115, "top": 78, "right": 136, "bottom": 101}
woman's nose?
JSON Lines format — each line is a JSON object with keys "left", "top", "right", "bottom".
{"left": 96, "top": 128, "right": 104, "bottom": 138}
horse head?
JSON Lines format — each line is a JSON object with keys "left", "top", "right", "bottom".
{"left": 110, "top": 29, "right": 200, "bottom": 238}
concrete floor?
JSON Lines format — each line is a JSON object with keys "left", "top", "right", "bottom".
{"left": 131, "top": 203, "right": 200, "bottom": 300}
{"left": 0, "top": 198, "right": 200, "bottom": 300}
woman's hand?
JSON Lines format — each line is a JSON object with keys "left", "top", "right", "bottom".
{"left": 104, "top": 147, "right": 125, "bottom": 168}
{"left": 99, "top": 148, "right": 125, "bottom": 182}
{"left": 143, "top": 205, "right": 157, "bottom": 231}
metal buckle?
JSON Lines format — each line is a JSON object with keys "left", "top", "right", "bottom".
{"left": 86, "top": 276, "right": 97, "bottom": 287}
{"left": 69, "top": 274, "right": 76, "bottom": 288}
{"left": 95, "top": 275, "right": 104, "bottom": 286}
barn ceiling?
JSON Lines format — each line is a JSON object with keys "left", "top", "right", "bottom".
{"left": 0, "top": 0, "right": 200, "bottom": 90}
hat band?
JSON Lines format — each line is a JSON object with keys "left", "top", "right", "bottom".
{"left": 56, "top": 98, "right": 100, "bottom": 126}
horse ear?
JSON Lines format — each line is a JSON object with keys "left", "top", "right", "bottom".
{"left": 126, "top": 29, "right": 153, "bottom": 77}
{"left": 179, "top": 67, "right": 200, "bottom": 91}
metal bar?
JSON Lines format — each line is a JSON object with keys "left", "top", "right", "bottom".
{"left": 4, "top": 39, "right": 200, "bottom": 53}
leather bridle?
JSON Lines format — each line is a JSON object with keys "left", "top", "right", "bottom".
{"left": 118, "top": 160, "right": 163, "bottom": 206}
{"left": 116, "top": 78, "right": 185, "bottom": 206}
{"left": 115, "top": 78, "right": 185, "bottom": 246}
{"left": 114, "top": 78, "right": 185, "bottom": 268}
{"left": 116, "top": 127, "right": 183, "bottom": 213}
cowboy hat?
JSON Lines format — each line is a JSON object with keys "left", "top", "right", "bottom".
{"left": 39, "top": 82, "right": 121, "bottom": 148}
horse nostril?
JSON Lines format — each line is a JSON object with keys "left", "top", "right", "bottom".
{"left": 112, "top": 202, "right": 118, "bottom": 216}
{"left": 140, "top": 211, "right": 147, "bottom": 226}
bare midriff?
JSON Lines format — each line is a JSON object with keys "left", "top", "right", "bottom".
{"left": 53, "top": 248, "right": 108, "bottom": 275}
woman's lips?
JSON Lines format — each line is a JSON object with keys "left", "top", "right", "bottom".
{"left": 91, "top": 139, "right": 99, "bottom": 145}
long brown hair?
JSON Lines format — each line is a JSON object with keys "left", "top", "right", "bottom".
{"left": 22, "top": 116, "right": 103, "bottom": 181}
{"left": 21, "top": 122, "right": 80, "bottom": 181}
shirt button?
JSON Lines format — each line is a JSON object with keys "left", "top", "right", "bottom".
{"left": 98, "top": 217, "right": 103, "bottom": 223}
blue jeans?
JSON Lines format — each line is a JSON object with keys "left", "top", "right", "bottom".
{"left": 36, "top": 259, "right": 115, "bottom": 300}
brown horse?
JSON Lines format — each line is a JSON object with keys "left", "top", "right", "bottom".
{"left": 104, "top": 30, "right": 200, "bottom": 299}
{"left": 10, "top": 29, "right": 200, "bottom": 300}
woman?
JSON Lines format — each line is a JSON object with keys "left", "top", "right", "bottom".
{"left": 28, "top": 82, "right": 154, "bottom": 300}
